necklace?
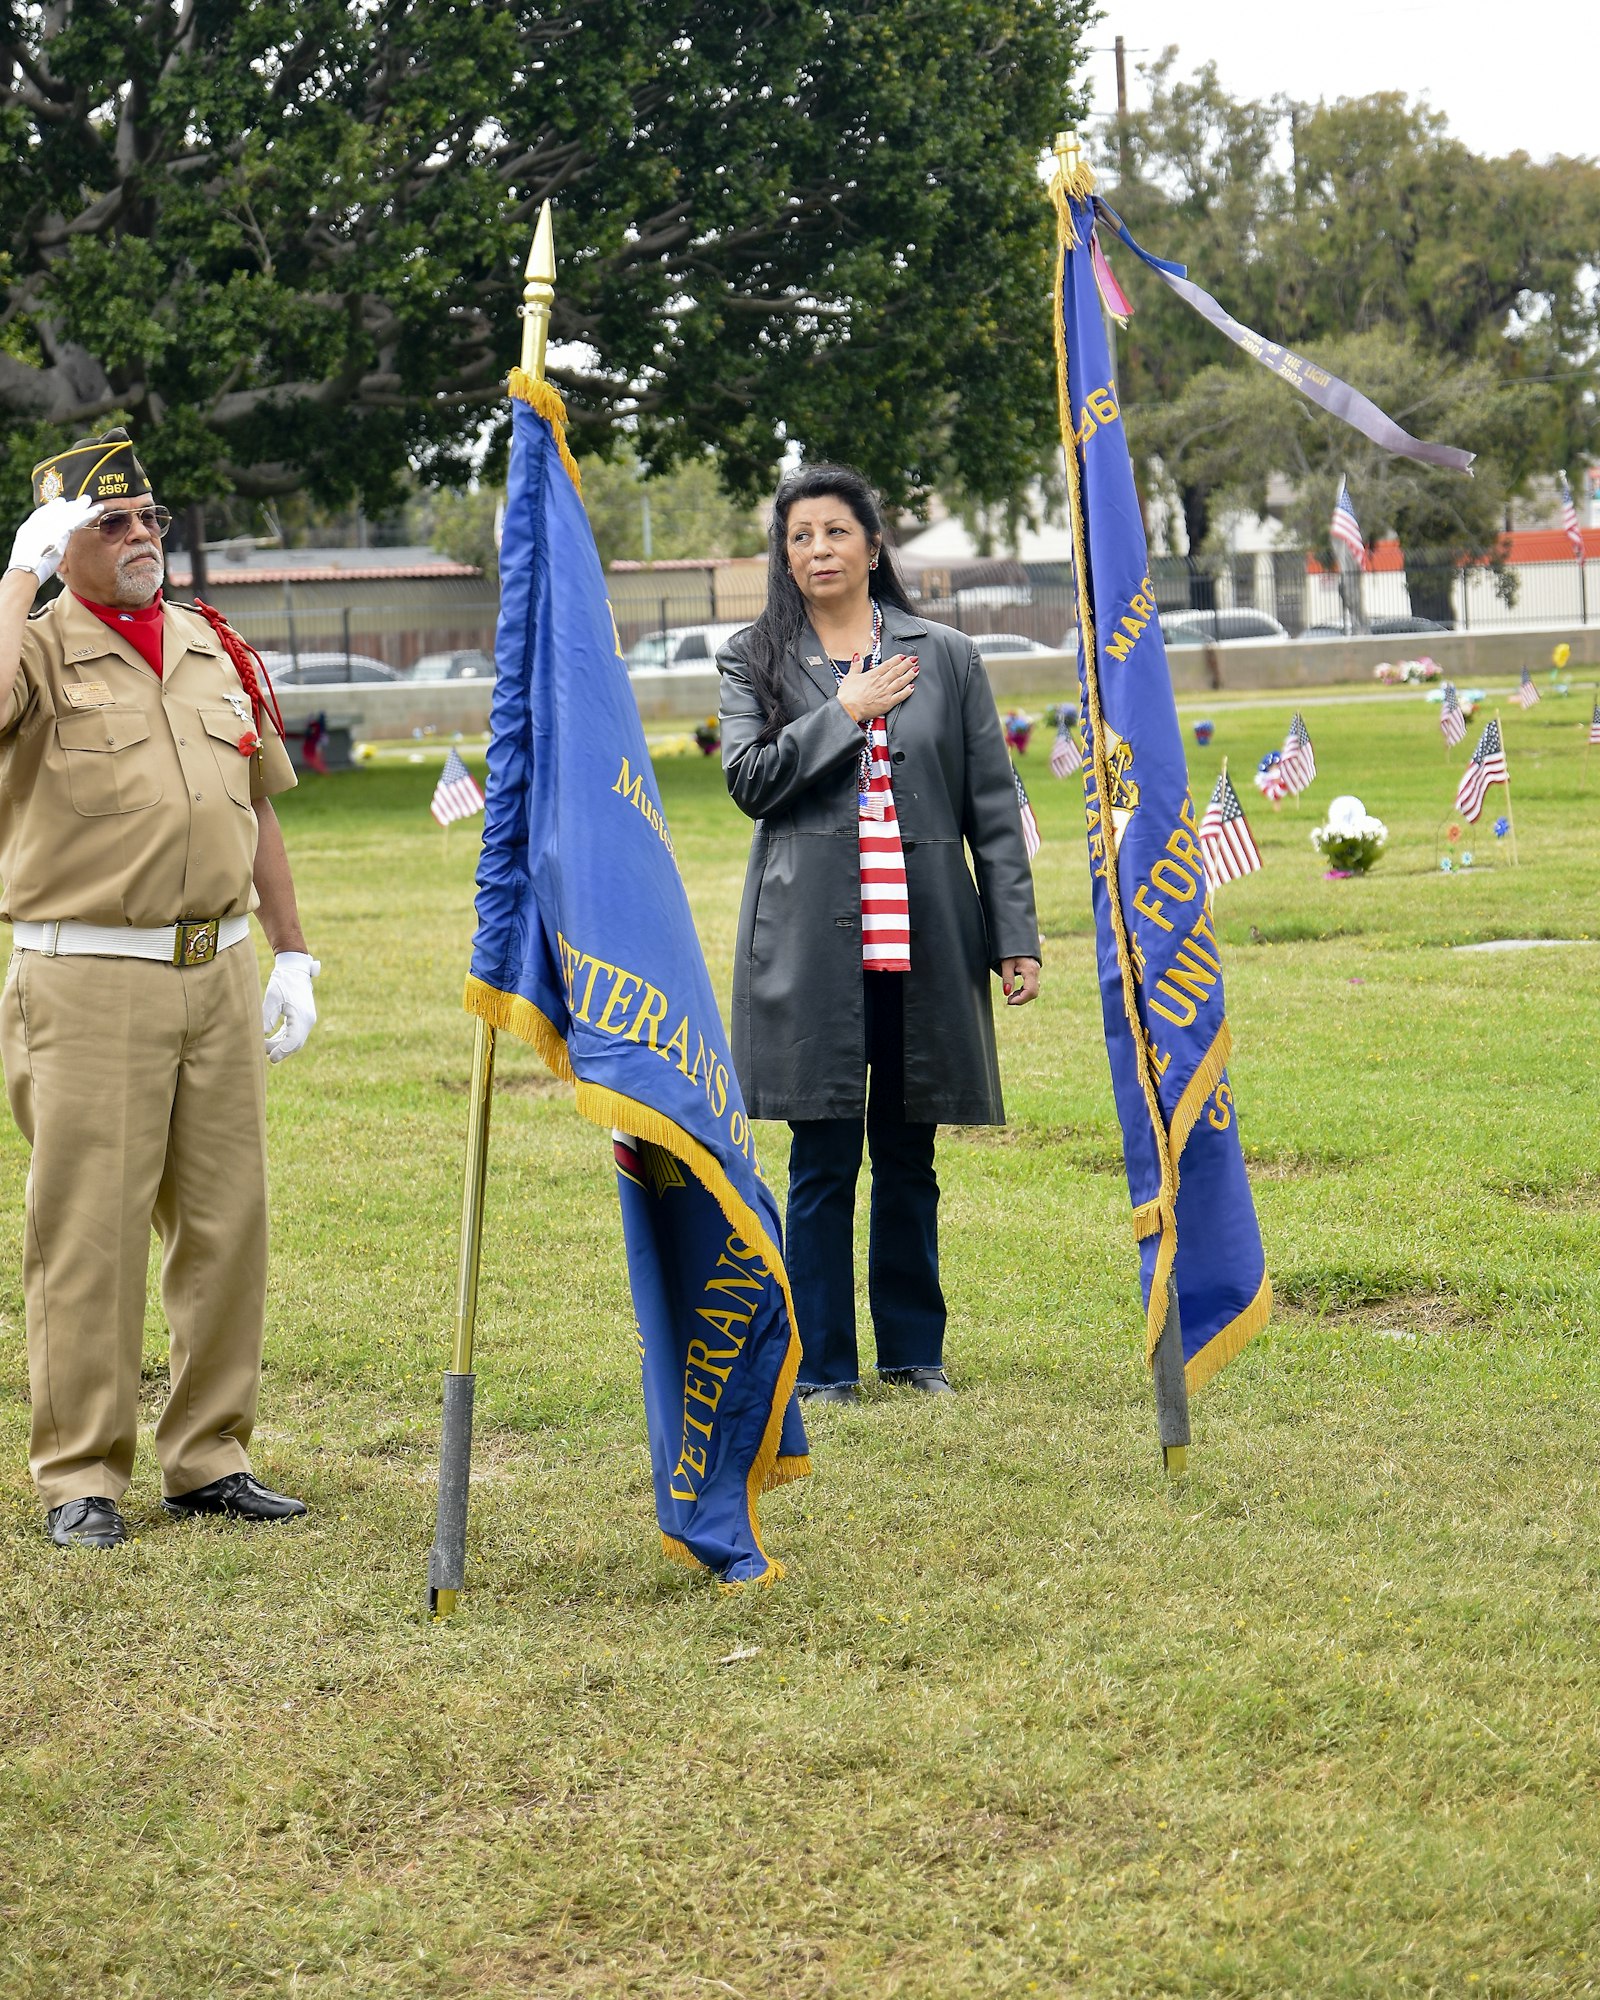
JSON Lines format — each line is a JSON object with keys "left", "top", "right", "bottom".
{"left": 829, "top": 601, "right": 886, "bottom": 814}
{"left": 826, "top": 600, "right": 883, "bottom": 682}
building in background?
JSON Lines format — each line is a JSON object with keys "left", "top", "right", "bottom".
{"left": 163, "top": 545, "right": 493, "bottom": 672}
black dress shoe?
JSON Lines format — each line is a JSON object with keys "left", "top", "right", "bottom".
{"left": 797, "top": 1382, "right": 861, "bottom": 1405}
{"left": 162, "top": 1472, "right": 307, "bottom": 1522}
{"left": 47, "top": 1496, "right": 128, "bottom": 1549}
{"left": 879, "top": 1365, "right": 954, "bottom": 1395}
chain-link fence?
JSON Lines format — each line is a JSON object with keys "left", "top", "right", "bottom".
{"left": 207, "top": 593, "right": 500, "bottom": 680}
{"left": 608, "top": 548, "right": 1594, "bottom": 662}
{"left": 193, "top": 548, "right": 1593, "bottom": 685}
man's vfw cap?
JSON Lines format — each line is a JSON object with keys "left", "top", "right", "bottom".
{"left": 31, "top": 426, "right": 154, "bottom": 509}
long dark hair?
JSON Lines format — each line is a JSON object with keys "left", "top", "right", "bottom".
{"left": 740, "top": 462, "right": 916, "bottom": 742}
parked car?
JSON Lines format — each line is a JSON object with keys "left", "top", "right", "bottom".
{"left": 407, "top": 647, "right": 495, "bottom": 681}
{"left": 625, "top": 622, "right": 746, "bottom": 672}
{"left": 954, "top": 583, "right": 1032, "bottom": 610}
{"left": 970, "top": 632, "right": 1060, "bottom": 658}
{"left": 258, "top": 650, "right": 400, "bottom": 685}
{"left": 1300, "top": 615, "right": 1453, "bottom": 640}
{"left": 1159, "top": 609, "right": 1290, "bottom": 646}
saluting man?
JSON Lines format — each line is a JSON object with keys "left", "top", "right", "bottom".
{"left": 0, "top": 428, "right": 318, "bottom": 1548}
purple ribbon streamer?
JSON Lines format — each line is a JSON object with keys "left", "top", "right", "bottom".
{"left": 1094, "top": 199, "right": 1476, "bottom": 476}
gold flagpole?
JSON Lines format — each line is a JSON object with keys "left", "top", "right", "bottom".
{"left": 1051, "top": 129, "right": 1189, "bottom": 1478}
{"left": 427, "top": 200, "right": 556, "bottom": 1619}
{"left": 1495, "top": 706, "right": 1520, "bottom": 869}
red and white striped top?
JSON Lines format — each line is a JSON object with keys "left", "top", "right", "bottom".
{"left": 857, "top": 710, "right": 910, "bottom": 971}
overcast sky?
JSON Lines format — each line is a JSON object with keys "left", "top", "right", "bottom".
{"left": 1082, "top": 1, "right": 1596, "bottom": 164}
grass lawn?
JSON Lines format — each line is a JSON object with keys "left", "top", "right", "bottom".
{"left": 3, "top": 673, "right": 1598, "bottom": 1998}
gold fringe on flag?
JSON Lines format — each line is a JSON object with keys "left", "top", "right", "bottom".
{"left": 507, "top": 367, "right": 584, "bottom": 494}
{"left": 463, "top": 974, "right": 810, "bottom": 1578}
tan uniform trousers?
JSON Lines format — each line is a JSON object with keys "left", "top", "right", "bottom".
{"left": 0, "top": 941, "right": 268, "bottom": 1507}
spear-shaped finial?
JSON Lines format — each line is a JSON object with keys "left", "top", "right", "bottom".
{"left": 1053, "top": 128, "right": 1094, "bottom": 202}
{"left": 519, "top": 200, "right": 555, "bottom": 382}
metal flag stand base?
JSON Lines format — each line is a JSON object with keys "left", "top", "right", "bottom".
{"left": 427, "top": 1016, "right": 496, "bottom": 1618}
{"left": 1152, "top": 1273, "right": 1190, "bottom": 1477}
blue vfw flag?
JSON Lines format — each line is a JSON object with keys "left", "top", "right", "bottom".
{"left": 466, "top": 368, "right": 808, "bottom": 1583}
{"left": 1051, "top": 163, "right": 1272, "bottom": 1391}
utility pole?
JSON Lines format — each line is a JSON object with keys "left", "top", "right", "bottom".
{"left": 1114, "top": 34, "right": 1130, "bottom": 184}
{"left": 641, "top": 492, "right": 653, "bottom": 563}
{"left": 185, "top": 504, "right": 209, "bottom": 598}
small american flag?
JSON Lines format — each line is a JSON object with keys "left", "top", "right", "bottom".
{"left": 1198, "top": 768, "right": 1262, "bottom": 892}
{"left": 1050, "top": 719, "right": 1084, "bottom": 778}
{"left": 1012, "top": 764, "right": 1041, "bottom": 860}
{"left": 1589, "top": 699, "right": 1600, "bottom": 747}
{"left": 1455, "top": 718, "right": 1508, "bottom": 823}
{"left": 1330, "top": 477, "right": 1366, "bottom": 569}
{"left": 1279, "top": 712, "right": 1317, "bottom": 795}
{"left": 1512, "top": 667, "right": 1541, "bottom": 709}
{"left": 1439, "top": 683, "right": 1466, "bottom": 747}
{"left": 1560, "top": 470, "right": 1584, "bottom": 562}
{"left": 431, "top": 746, "right": 486, "bottom": 826}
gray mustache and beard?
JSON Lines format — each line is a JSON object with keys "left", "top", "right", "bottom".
{"left": 114, "top": 540, "right": 164, "bottom": 607}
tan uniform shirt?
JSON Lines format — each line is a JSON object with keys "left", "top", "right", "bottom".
{"left": 0, "top": 590, "right": 296, "bottom": 926}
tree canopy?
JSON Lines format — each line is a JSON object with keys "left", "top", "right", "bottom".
{"left": 0, "top": 0, "right": 1091, "bottom": 522}
{"left": 1098, "top": 57, "right": 1600, "bottom": 554}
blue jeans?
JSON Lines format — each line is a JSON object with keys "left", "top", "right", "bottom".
{"left": 786, "top": 974, "right": 945, "bottom": 1388}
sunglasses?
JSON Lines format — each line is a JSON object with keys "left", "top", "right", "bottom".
{"left": 94, "top": 506, "right": 173, "bottom": 543}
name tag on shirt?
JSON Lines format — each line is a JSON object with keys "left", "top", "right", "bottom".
{"left": 62, "top": 680, "right": 113, "bottom": 708}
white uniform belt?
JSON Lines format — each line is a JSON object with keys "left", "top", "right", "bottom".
{"left": 13, "top": 916, "right": 251, "bottom": 964}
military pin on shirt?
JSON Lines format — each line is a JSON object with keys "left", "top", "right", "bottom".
{"left": 222, "top": 687, "right": 262, "bottom": 756}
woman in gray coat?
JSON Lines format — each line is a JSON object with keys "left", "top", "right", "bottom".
{"left": 717, "top": 464, "right": 1041, "bottom": 1403}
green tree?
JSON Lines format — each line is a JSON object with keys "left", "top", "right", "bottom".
{"left": 1139, "top": 330, "right": 1540, "bottom": 620}
{"left": 0, "top": 0, "right": 1092, "bottom": 522}
{"left": 575, "top": 448, "right": 765, "bottom": 572}
{"left": 1094, "top": 53, "right": 1290, "bottom": 551}
{"left": 1101, "top": 58, "right": 1600, "bottom": 553}
{"left": 1271, "top": 93, "right": 1600, "bottom": 485}
{"left": 406, "top": 446, "right": 764, "bottom": 583}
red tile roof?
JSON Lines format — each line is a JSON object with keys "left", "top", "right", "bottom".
{"left": 165, "top": 559, "right": 481, "bottom": 586}
{"left": 1306, "top": 528, "right": 1597, "bottom": 575}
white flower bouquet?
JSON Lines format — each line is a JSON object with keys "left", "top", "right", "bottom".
{"left": 1311, "top": 794, "right": 1388, "bottom": 876}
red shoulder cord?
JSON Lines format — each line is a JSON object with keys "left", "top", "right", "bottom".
{"left": 187, "top": 598, "right": 288, "bottom": 742}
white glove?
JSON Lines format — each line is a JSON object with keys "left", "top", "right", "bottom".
{"left": 262, "top": 952, "right": 320, "bottom": 1064}
{"left": 7, "top": 496, "right": 103, "bottom": 585}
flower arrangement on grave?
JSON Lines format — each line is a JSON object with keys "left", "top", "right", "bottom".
{"left": 1254, "top": 749, "right": 1286, "bottom": 800}
{"left": 1311, "top": 794, "right": 1388, "bottom": 877}
{"left": 1004, "top": 710, "right": 1035, "bottom": 754}
{"left": 694, "top": 715, "right": 721, "bottom": 756}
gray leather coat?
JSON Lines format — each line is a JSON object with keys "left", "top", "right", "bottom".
{"left": 717, "top": 602, "right": 1041, "bottom": 1124}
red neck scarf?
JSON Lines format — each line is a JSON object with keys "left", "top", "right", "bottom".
{"left": 74, "top": 590, "right": 165, "bottom": 678}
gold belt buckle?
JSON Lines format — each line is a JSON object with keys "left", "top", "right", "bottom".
{"left": 173, "top": 919, "right": 221, "bottom": 966}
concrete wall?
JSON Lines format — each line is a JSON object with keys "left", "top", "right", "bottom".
{"left": 275, "top": 622, "right": 1600, "bottom": 740}
{"left": 276, "top": 681, "right": 497, "bottom": 739}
